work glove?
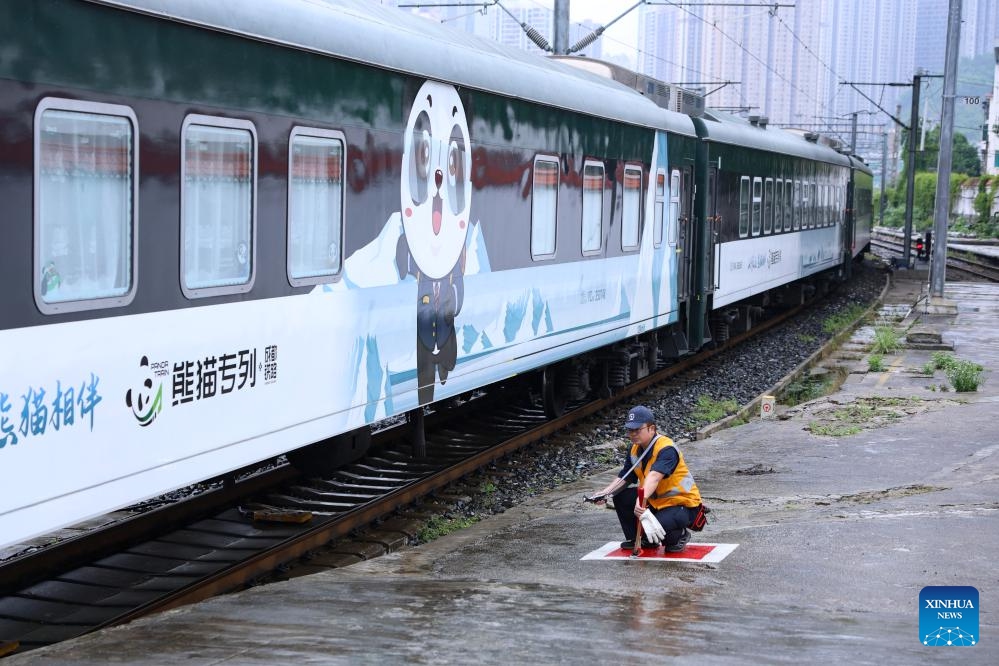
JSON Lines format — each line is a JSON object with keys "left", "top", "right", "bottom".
{"left": 639, "top": 509, "right": 666, "bottom": 545}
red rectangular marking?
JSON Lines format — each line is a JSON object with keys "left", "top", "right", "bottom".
{"left": 605, "top": 544, "right": 716, "bottom": 560}
{"left": 581, "top": 541, "right": 739, "bottom": 563}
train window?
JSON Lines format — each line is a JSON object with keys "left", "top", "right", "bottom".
{"left": 825, "top": 185, "right": 831, "bottom": 227}
{"left": 783, "top": 177, "right": 793, "bottom": 231}
{"left": 654, "top": 169, "right": 666, "bottom": 247}
{"left": 669, "top": 170, "right": 681, "bottom": 246}
{"left": 34, "top": 98, "right": 138, "bottom": 314}
{"left": 818, "top": 184, "right": 825, "bottom": 227}
{"left": 531, "top": 157, "right": 559, "bottom": 259}
{"left": 763, "top": 178, "right": 774, "bottom": 234}
{"left": 621, "top": 165, "right": 642, "bottom": 251}
{"left": 830, "top": 185, "right": 835, "bottom": 226}
{"left": 774, "top": 179, "right": 783, "bottom": 234}
{"left": 838, "top": 186, "right": 845, "bottom": 225}
{"left": 738, "top": 176, "right": 750, "bottom": 238}
{"left": 794, "top": 181, "right": 808, "bottom": 229}
{"left": 751, "top": 177, "right": 762, "bottom": 236}
{"left": 581, "top": 161, "right": 604, "bottom": 255}
{"left": 181, "top": 115, "right": 256, "bottom": 298}
{"left": 288, "top": 128, "right": 345, "bottom": 286}
{"left": 810, "top": 182, "right": 817, "bottom": 228}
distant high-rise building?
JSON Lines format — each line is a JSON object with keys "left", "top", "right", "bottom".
{"left": 965, "top": 0, "right": 999, "bottom": 61}
{"left": 914, "top": 0, "right": 948, "bottom": 73}
{"left": 632, "top": 1, "right": 925, "bottom": 183}
{"left": 914, "top": 0, "right": 999, "bottom": 72}
{"left": 986, "top": 43, "right": 999, "bottom": 176}
{"left": 489, "top": 4, "right": 551, "bottom": 54}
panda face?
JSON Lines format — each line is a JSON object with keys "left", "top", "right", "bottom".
{"left": 400, "top": 81, "right": 472, "bottom": 280}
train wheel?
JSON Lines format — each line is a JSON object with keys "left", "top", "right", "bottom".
{"left": 287, "top": 426, "right": 372, "bottom": 476}
{"left": 542, "top": 365, "right": 567, "bottom": 420}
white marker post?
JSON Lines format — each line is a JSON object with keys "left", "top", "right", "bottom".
{"left": 761, "top": 395, "right": 776, "bottom": 419}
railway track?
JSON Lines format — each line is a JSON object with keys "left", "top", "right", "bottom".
{"left": 869, "top": 236, "right": 999, "bottom": 282}
{"left": 0, "top": 295, "right": 831, "bottom": 657}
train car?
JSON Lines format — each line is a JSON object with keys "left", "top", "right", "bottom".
{"left": 688, "top": 112, "right": 858, "bottom": 341}
{"left": 0, "top": 0, "right": 701, "bottom": 549}
{"left": 848, "top": 155, "right": 874, "bottom": 259}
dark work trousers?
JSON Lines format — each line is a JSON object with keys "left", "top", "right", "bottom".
{"left": 613, "top": 486, "right": 698, "bottom": 546}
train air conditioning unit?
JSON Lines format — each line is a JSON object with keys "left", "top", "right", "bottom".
{"left": 549, "top": 55, "right": 705, "bottom": 118}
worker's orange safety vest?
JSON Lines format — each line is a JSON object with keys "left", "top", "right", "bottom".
{"left": 631, "top": 435, "right": 701, "bottom": 509}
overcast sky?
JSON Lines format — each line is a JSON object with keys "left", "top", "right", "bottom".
{"left": 531, "top": 0, "right": 640, "bottom": 59}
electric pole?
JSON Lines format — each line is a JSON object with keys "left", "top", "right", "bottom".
{"left": 850, "top": 111, "right": 858, "bottom": 154}
{"left": 930, "top": 0, "right": 962, "bottom": 300}
{"left": 880, "top": 132, "right": 888, "bottom": 226}
{"left": 903, "top": 72, "right": 922, "bottom": 268}
{"left": 553, "top": 0, "right": 569, "bottom": 55}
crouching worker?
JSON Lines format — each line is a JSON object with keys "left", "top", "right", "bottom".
{"left": 591, "top": 406, "right": 702, "bottom": 552}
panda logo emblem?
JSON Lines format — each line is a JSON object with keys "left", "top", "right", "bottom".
{"left": 125, "top": 356, "right": 163, "bottom": 427}
{"left": 396, "top": 81, "right": 472, "bottom": 405}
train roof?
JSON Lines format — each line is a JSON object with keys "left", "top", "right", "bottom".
{"left": 94, "top": 0, "right": 696, "bottom": 138}
{"left": 695, "top": 111, "right": 852, "bottom": 166}
{"left": 848, "top": 154, "right": 874, "bottom": 175}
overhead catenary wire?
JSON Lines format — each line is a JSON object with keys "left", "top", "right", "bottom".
{"left": 651, "top": 1, "right": 840, "bottom": 122}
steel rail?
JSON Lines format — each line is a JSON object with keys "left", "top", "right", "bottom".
{"left": 870, "top": 238, "right": 999, "bottom": 282}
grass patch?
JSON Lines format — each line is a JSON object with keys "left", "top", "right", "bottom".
{"left": 931, "top": 351, "right": 959, "bottom": 371}
{"left": 797, "top": 334, "right": 816, "bottom": 344}
{"left": 920, "top": 361, "right": 936, "bottom": 375}
{"left": 417, "top": 515, "right": 479, "bottom": 543}
{"left": 692, "top": 395, "right": 739, "bottom": 423}
{"left": 593, "top": 449, "right": 618, "bottom": 466}
{"left": 782, "top": 376, "right": 826, "bottom": 406}
{"left": 822, "top": 304, "right": 868, "bottom": 335}
{"left": 479, "top": 480, "right": 497, "bottom": 494}
{"left": 807, "top": 396, "right": 914, "bottom": 438}
{"left": 809, "top": 422, "right": 863, "bottom": 437}
{"left": 871, "top": 323, "right": 902, "bottom": 355}
{"left": 947, "top": 360, "right": 984, "bottom": 392}
{"left": 868, "top": 354, "right": 885, "bottom": 372}
{"left": 865, "top": 396, "right": 912, "bottom": 407}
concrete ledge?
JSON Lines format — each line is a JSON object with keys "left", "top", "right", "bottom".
{"left": 905, "top": 341, "right": 954, "bottom": 351}
{"left": 906, "top": 326, "right": 941, "bottom": 344}
{"left": 921, "top": 296, "right": 958, "bottom": 315}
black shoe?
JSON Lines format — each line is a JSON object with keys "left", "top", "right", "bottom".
{"left": 620, "top": 538, "right": 656, "bottom": 550}
{"left": 665, "top": 529, "right": 691, "bottom": 553}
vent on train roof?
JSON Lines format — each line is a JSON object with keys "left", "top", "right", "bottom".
{"left": 549, "top": 55, "right": 704, "bottom": 118}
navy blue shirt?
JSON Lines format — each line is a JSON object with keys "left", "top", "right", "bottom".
{"left": 618, "top": 436, "right": 679, "bottom": 484}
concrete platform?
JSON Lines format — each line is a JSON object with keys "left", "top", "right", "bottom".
{"left": 10, "top": 280, "right": 999, "bottom": 665}
{"left": 951, "top": 242, "right": 999, "bottom": 261}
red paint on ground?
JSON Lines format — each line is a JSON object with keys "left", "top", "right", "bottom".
{"left": 606, "top": 544, "right": 715, "bottom": 560}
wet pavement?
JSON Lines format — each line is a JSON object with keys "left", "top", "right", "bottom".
{"left": 9, "top": 278, "right": 998, "bottom": 665}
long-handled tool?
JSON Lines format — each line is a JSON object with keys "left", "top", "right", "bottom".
{"left": 630, "top": 488, "right": 645, "bottom": 559}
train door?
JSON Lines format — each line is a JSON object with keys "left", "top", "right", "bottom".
{"left": 707, "top": 167, "right": 719, "bottom": 292}
{"left": 672, "top": 168, "right": 694, "bottom": 301}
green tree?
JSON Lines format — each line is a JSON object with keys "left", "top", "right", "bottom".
{"left": 903, "top": 123, "right": 981, "bottom": 176}
{"left": 971, "top": 177, "right": 999, "bottom": 236}
{"left": 885, "top": 172, "right": 968, "bottom": 232}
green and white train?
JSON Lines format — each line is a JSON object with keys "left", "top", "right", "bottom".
{"left": 0, "top": 0, "right": 871, "bottom": 549}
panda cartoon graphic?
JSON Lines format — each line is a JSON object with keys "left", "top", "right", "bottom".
{"left": 396, "top": 81, "right": 473, "bottom": 406}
